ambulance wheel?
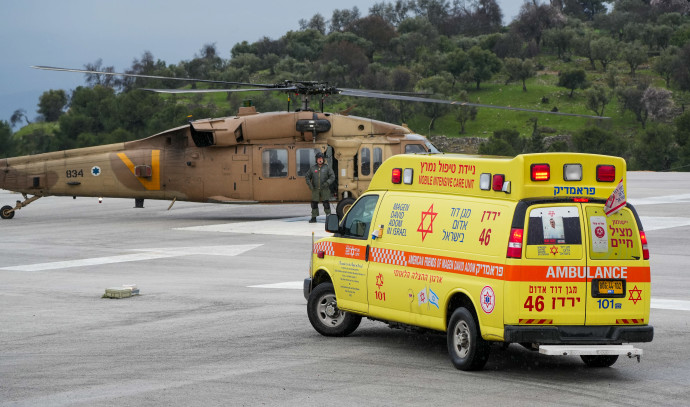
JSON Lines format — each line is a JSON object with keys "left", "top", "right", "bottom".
{"left": 447, "top": 307, "right": 490, "bottom": 371}
{"left": 336, "top": 197, "right": 356, "bottom": 219}
{"left": 580, "top": 355, "right": 618, "bottom": 368}
{"left": 307, "top": 282, "right": 361, "bottom": 337}
{"left": 1, "top": 205, "right": 15, "bottom": 219}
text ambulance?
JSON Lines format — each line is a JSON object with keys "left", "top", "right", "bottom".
{"left": 304, "top": 152, "right": 652, "bottom": 371}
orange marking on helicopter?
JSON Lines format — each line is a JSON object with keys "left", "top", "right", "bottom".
{"left": 116, "top": 150, "right": 161, "bottom": 190}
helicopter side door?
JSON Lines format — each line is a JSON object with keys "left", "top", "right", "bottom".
{"left": 252, "top": 144, "right": 327, "bottom": 202}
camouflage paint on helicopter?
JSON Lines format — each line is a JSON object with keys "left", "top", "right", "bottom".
{"left": 0, "top": 107, "right": 437, "bottom": 219}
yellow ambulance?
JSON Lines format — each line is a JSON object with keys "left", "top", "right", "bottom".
{"left": 304, "top": 152, "right": 653, "bottom": 371}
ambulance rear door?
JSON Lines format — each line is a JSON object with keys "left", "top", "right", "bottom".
{"left": 521, "top": 203, "right": 587, "bottom": 325}
{"left": 582, "top": 204, "right": 650, "bottom": 325}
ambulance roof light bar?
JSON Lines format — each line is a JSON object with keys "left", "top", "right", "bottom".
{"left": 597, "top": 165, "right": 616, "bottom": 182}
{"left": 392, "top": 168, "right": 402, "bottom": 184}
{"left": 403, "top": 168, "right": 414, "bottom": 184}
{"left": 531, "top": 164, "right": 550, "bottom": 181}
{"left": 563, "top": 164, "right": 582, "bottom": 181}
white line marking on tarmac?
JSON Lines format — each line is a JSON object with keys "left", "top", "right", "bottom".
{"left": 0, "top": 245, "right": 262, "bottom": 271}
{"left": 629, "top": 194, "right": 690, "bottom": 206}
{"left": 639, "top": 216, "right": 690, "bottom": 231}
{"left": 175, "top": 217, "right": 333, "bottom": 237}
{"left": 249, "top": 281, "right": 303, "bottom": 289}
{"left": 651, "top": 299, "right": 690, "bottom": 312}
{"left": 249, "top": 281, "right": 690, "bottom": 312}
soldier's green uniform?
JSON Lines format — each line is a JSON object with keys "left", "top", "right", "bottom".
{"left": 305, "top": 152, "right": 335, "bottom": 223}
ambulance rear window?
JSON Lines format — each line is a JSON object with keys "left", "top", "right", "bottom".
{"left": 527, "top": 206, "right": 582, "bottom": 245}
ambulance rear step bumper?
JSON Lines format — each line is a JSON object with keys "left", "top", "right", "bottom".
{"left": 504, "top": 325, "right": 653, "bottom": 344}
{"left": 539, "top": 344, "right": 642, "bottom": 360}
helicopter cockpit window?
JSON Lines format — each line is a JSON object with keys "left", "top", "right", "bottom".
{"left": 425, "top": 141, "right": 441, "bottom": 154}
{"left": 297, "top": 148, "right": 320, "bottom": 177}
{"left": 373, "top": 147, "right": 383, "bottom": 174}
{"left": 262, "top": 149, "right": 288, "bottom": 178}
{"left": 361, "top": 147, "right": 371, "bottom": 176}
{"left": 405, "top": 144, "right": 427, "bottom": 154}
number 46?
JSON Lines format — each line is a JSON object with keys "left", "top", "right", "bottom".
{"left": 479, "top": 228, "right": 491, "bottom": 246}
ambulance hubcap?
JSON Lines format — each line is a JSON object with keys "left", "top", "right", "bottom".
{"left": 318, "top": 293, "right": 343, "bottom": 326}
{"left": 453, "top": 321, "right": 471, "bottom": 358}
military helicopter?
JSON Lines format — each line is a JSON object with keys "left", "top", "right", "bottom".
{"left": 0, "top": 66, "right": 604, "bottom": 220}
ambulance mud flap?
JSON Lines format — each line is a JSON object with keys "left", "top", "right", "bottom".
{"left": 539, "top": 344, "right": 642, "bottom": 362}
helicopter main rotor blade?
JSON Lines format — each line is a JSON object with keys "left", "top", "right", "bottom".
{"left": 142, "top": 87, "right": 296, "bottom": 94}
{"left": 339, "top": 89, "right": 609, "bottom": 119}
{"left": 31, "top": 65, "right": 278, "bottom": 88}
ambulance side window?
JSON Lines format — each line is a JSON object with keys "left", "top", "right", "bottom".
{"left": 527, "top": 206, "right": 582, "bottom": 245}
{"left": 342, "top": 195, "right": 379, "bottom": 239}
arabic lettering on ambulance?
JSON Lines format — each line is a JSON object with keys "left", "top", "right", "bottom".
{"left": 442, "top": 207, "right": 471, "bottom": 244}
{"left": 345, "top": 245, "right": 361, "bottom": 258}
{"left": 393, "top": 269, "right": 444, "bottom": 283}
{"left": 387, "top": 202, "right": 409, "bottom": 237}
{"left": 553, "top": 186, "right": 596, "bottom": 196}
{"left": 418, "top": 160, "right": 476, "bottom": 189}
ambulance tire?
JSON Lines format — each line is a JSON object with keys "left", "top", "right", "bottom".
{"left": 336, "top": 197, "right": 356, "bottom": 219}
{"left": 580, "top": 355, "right": 619, "bottom": 368}
{"left": 447, "top": 307, "right": 490, "bottom": 371}
{"left": 307, "top": 283, "right": 361, "bottom": 337}
{"left": 1, "top": 205, "right": 15, "bottom": 219}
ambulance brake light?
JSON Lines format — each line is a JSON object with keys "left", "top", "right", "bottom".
{"left": 507, "top": 228, "right": 524, "bottom": 258}
{"left": 640, "top": 231, "right": 649, "bottom": 260}
{"left": 531, "top": 164, "right": 550, "bottom": 181}
{"left": 492, "top": 174, "right": 504, "bottom": 191}
{"left": 392, "top": 168, "right": 402, "bottom": 184}
{"left": 597, "top": 165, "right": 616, "bottom": 182}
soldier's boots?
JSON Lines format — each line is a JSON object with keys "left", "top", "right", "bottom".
{"left": 309, "top": 217, "right": 317, "bottom": 223}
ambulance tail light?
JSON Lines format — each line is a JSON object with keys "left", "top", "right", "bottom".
{"left": 640, "top": 231, "right": 649, "bottom": 260}
{"left": 531, "top": 164, "right": 550, "bottom": 181}
{"left": 507, "top": 228, "right": 524, "bottom": 258}
{"left": 317, "top": 250, "right": 325, "bottom": 259}
{"left": 492, "top": 174, "right": 504, "bottom": 191}
{"left": 597, "top": 165, "right": 616, "bottom": 182}
{"left": 391, "top": 168, "right": 402, "bottom": 184}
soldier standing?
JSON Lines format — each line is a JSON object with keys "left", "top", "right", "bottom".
{"left": 305, "top": 151, "right": 335, "bottom": 223}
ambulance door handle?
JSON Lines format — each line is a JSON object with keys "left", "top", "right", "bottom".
{"left": 365, "top": 245, "right": 370, "bottom": 262}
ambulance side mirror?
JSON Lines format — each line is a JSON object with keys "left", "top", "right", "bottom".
{"left": 325, "top": 214, "right": 340, "bottom": 233}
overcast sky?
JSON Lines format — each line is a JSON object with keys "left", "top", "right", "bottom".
{"left": 0, "top": 0, "right": 521, "bottom": 128}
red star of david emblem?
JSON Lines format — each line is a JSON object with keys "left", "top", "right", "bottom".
{"left": 628, "top": 285, "right": 642, "bottom": 305}
{"left": 550, "top": 245, "right": 559, "bottom": 256}
{"left": 417, "top": 204, "right": 437, "bottom": 242}
{"left": 376, "top": 273, "right": 384, "bottom": 289}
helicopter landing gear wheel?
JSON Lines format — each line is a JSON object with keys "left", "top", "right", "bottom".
{"left": 336, "top": 197, "right": 356, "bottom": 219}
{"left": 1, "top": 205, "right": 15, "bottom": 219}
